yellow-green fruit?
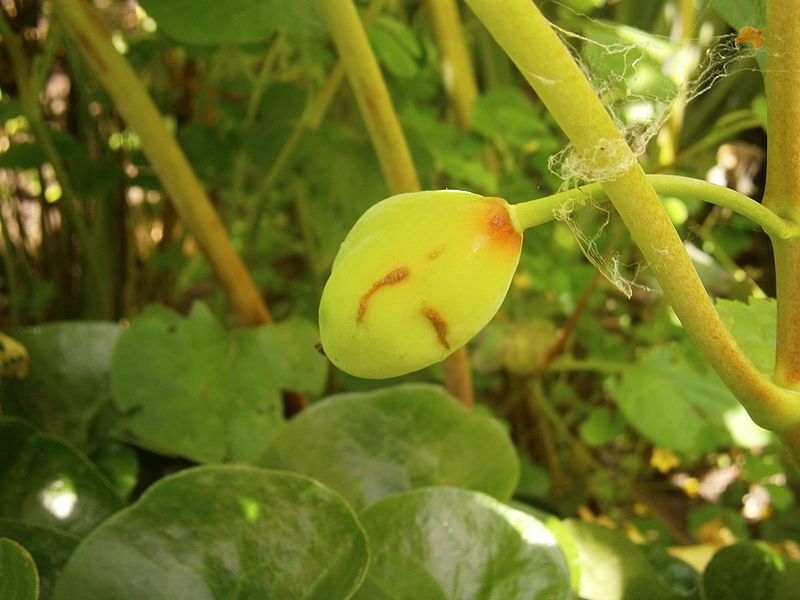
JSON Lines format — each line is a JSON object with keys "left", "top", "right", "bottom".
{"left": 319, "top": 190, "right": 523, "bottom": 378}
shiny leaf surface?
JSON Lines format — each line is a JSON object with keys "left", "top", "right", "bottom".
{"left": 0, "top": 323, "right": 122, "bottom": 451}
{"left": 263, "top": 384, "right": 519, "bottom": 509}
{"left": 0, "top": 418, "right": 123, "bottom": 537}
{"left": 55, "top": 466, "right": 369, "bottom": 600}
{"left": 356, "top": 487, "right": 571, "bottom": 599}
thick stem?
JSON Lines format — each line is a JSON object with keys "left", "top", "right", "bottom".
{"left": 424, "top": 0, "right": 479, "bottom": 128}
{"left": 514, "top": 174, "right": 798, "bottom": 240}
{"left": 316, "top": 0, "right": 420, "bottom": 193}
{"left": 764, "top": 3, "right": 800, "bottom": 390}
{"left": 318, "top": 0, "right": 473, "bottom": 407}
{"left": 52, "top": 0, "right": 271, "bottom": 326}
{"left": 466, "top": 0, "right": 800, "bottom": 432}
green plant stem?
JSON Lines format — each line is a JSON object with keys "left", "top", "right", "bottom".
{"left": 514, "top": 174, "right": 798, "bottom": 240}
{"left": 0, "top": 13, "right": 108, "bottom": 313}
{"left": 317, "top": 0, "right": 473, "bottom": 408}
{"left": 466, "top": 0, "right": 800, "bottom": 432}
{"left": 424, "top": 0, "right": 479, "bottom": 128}
{"left": 316, "top": 0, "right": 420, "bottom": 193}
{"left": 763, "top": 3, "right": 800, "bottom": 395}
{"left": 52, "top": 0, "right": 272, "bottom": 326}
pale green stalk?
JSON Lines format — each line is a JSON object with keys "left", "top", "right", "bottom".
{"left": 514, "top": 174, "right": 798, "bottom": 240}
{"left": 466, "top": 0, "right": 800, "bottom": 432}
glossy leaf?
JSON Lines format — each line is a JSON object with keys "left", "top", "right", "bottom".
{"left": 55, "top": 466, "right": 369, "bottom": 600}
{"left": 263, "top": 384, "right": 519, "bottom": 509}
{"left": 0, "top": 538, "right": 39, "bottom": 600}
{"left": 138, "top": 0, "right": 323, "bottom": 45}
{"left": 0, "top": 418, "right": 123, "bottom": 537}
{"left": 357, "top": 487, "right": 571, "bottom": 599}
{"left": 0, "top": 323, "right": 122, "bottom": 451}
{"left": 111, "top": 302, "right": 325, "bottom": 463}
{"left": 561, "top": 520, "right": 682, "bottom": 600}
{"left": 0, "top": 520, "right": 78, "bottom": 600}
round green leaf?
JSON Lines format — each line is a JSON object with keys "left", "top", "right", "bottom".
{"left": 262, "top": 384, "right": 519, "bottom": 509}
{"left": 701, "top": 542, "right": 800, "bottom": 600}
{"left": 111, "top": 303, "right": 325, "bottom": 463}
{"left": 561, "top": 520, "right": 683, "bottom": 600}
{"left": 0, "top": 519, "right": 79, "bottom": 600}
{"left": 139, "top": 0, "right": 323, "bottom": 45}
{"left": 0, "top": 418, "right": 123, "bottom": 537}
{"left": 0, "top": 322, "right": 122, "bottom": 451}
{"left": 55, "top": 466, "right": 369, "bottom": 600}
{"left": 357, "top": 487, "right": 571, "bottom": 599}
{"left": 0, "top": 538, "right": 39, "bottom": 600}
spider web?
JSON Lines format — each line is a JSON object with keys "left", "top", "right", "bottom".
{"left": 537, "top": 1, "right": 764, "bottom": 296}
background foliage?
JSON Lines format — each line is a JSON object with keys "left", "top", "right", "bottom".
{"left": 1, "top": 0, "right": 798, "bottom": 598}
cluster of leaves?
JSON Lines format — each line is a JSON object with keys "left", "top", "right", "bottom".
{"left": 3, "top": 312, "right": 799, "bottom": 599}
{"left": 2, "top": 0, "right": 800, "bottom": 598}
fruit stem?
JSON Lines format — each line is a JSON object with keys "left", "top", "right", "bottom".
{"left": 514, "top": 174, "right": 799, "bottom": 240}
{"left": 52, "top": 0, "right": 272, "bottom": 326}
{"left": 466, "top": 0, "right": 800, "bottom": 433}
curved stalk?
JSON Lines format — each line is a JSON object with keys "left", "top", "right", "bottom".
{"left": 514, "top": 174, "right": 798, "bottom": 240}
{"left": 465, "top": 0, "right": 800, "bottom": 432}
{"left": 52, "top": 0, "right": 272, "bottom": 326}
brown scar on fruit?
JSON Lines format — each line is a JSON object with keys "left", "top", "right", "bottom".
{"left": 421, "top": 305, "right": 450, "bottom": 349}
{"left": 427, "top": 246, "right": 445, "bottom": 261}
{"left": 483, "top": 198, "right": 523, "bottom": 251}
{"left": 735, "top": 26, "right": 765, "bottom": 49}
{"left": 357, "top": 266, "right": 409, "bottom": 322}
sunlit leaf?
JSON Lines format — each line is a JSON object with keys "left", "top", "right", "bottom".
{"left": 357, "top": 488, "right": 571, "bottom": 599}
{"left": 561, "top": 520, "right": 683, "bottom": 600}
{"left": 55, "top": 466, "right": 369, "bottom": 600}
{"left": 0, "top": 418, "right": 123, "bottom": 537}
